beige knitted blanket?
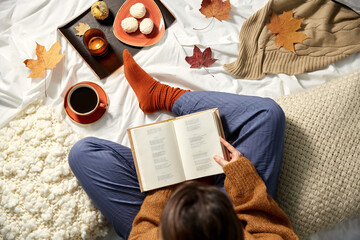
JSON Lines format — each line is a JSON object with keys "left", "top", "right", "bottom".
{"left": 224, "top": 0, "right": 360, "bottom": 79}
{"left": 274, "top": 69, "right": 360, "bottom": 239}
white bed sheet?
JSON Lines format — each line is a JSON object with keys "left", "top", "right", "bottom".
{"left": 0, "top": 0, "right": 360, "bottom": 239}
{"left": 1, "top": 0, "right": 360, "bottom": 144}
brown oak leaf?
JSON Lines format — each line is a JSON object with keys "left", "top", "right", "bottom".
{"left": 185, "top": 46, "right": 217, "bottom": 68}
{"left": 266, "top": 9, "right": 309, "bottom": 53}
{"left": 74, "top": 22, "right": 91, "bottom": 36}
{"left": 199, "top": 0, "right": 231, "bottom": 22}
{"left": 24, "top": 41, "right": 65, "bottom": 78}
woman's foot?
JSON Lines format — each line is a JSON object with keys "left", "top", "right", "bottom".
{"left": 123, "top": 49, "right": 189, "bottom": 113}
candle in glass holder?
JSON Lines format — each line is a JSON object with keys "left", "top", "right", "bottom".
{"left": 83, "top": 28, "right": 108, "bottom": 57}
{"left": 89, "top": 36, "right": 105, "bottom": 49}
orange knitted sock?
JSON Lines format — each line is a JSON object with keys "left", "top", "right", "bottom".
{"left": 123, "top": 49, "right": 189, "bottom": 113}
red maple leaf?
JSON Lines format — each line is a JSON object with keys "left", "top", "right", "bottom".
{"left": 185, "top": 46, "right": 217, "bottom": 68}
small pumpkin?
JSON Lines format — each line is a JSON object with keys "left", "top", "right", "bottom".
{"left": 91, "top": 1, "right": 109, "bottom": 20}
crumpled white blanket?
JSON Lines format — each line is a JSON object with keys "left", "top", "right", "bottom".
{"left": 1, "top": 0, "right": 360, "bottom": 239}
{"left": 0, "top": 0, "right": 359, "bottom": 146}
{"left": 335, "top": 0, "right": 360, "bottom": 14}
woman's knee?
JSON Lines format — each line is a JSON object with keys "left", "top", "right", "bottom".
{"left": 262, "top": 98, "right": 285, "bottom": 130}
{"left": 68, "top": 137, "right": 99, "bottom": 169}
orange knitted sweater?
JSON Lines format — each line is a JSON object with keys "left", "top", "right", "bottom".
{"left": 129, "top": 156, "right": 299, "bottom": 240}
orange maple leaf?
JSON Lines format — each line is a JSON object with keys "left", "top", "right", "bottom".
{"left": 24, "top": 41, "right": 65, "bottom": 78}
{"left": 199, "top": 0, "right": 231, "bottom": 22}
{"left": 266, "top": 9, "right": 309, "bottom": 53}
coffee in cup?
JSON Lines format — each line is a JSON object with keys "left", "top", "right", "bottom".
{"left": 67, "top": 84, "right": 106, "bottom": 116}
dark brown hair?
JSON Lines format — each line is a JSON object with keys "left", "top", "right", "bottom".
{"left": 159, "top": 181, "right": 244, "bottom": 240}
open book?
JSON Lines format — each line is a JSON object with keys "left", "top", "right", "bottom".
{"left": 127, "top": 108, "right": 227, "bottom": 192}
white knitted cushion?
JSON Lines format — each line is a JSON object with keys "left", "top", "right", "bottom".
{"left": 275, "top": 69, "right": 360, "bottom": 239}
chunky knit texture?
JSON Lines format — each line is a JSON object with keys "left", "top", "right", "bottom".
{"left": 0, "top": 101, "right": 109, "bottom": 239}
{"left": 129, "top": 156, "right": 299, "bottom": 240}
{"left": 275, "top": 69, "right": 360, "bottom": 238}
{"left": 224, "top": 0, "right": 360, "bottom": 79}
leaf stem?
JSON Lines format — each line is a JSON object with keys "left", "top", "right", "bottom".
{"left": 204, "top": 67, "right": 215, "bottom": 78}
{"left": 193, "top": 17, "right": 215, "bottom": 31}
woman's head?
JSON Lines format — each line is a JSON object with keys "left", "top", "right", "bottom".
{"left": 159, "top": 181, "right": 244, "bottom": 240}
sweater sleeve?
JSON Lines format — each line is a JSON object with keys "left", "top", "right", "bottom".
{"left": 223, "top": 156, "right": 299, "bottom": 240}
{"left": 128, "top": 187, "right": 175, "bottom": 240}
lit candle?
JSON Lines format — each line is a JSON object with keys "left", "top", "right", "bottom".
{"left": 83, "top": 28, "right": 109, "bottom": 57}
{"left": 88, "top": 36, "right": 105, "bottom": 50}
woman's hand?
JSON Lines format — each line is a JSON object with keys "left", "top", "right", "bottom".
{"left": 213, "top": 136, "right": 243, "bottom": 167}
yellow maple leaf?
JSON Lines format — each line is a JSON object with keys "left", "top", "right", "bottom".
{"left": 24, "top": 41, "right": 65, "bottom": 78}
{"left": 74, "top": 22, "right": 91, "bottom": 36}
{"left": 266, "top": 9, "right": 309, "bottom": 53}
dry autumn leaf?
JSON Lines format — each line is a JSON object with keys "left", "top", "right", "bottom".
{"left": 266, "top": 9, "right": 309, "bottom": 53}
{"left": 24, "top": 41, "right": 65, "bottom": 78}
{"left": 185, "top": 46, "right": 217, "bottom": 68}
{"left": 74, "top": 22, "right": 91, "bottom": 36}
{"left": 199, "top": 0, "right": 231, "bottom": 21}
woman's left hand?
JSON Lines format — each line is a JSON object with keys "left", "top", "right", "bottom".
{"left": 213, "top": 136, "right": 243, "bottom": 167}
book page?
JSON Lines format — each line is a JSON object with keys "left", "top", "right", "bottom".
{"left": 130, "top": 122, "right": 186, "bottom": 191}
{"left": 173, "top": 110, "right": 224, "bottom": 180}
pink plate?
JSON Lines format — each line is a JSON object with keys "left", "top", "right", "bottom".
{"left": 113, "top": 0, "right": 165, "bottom": 47}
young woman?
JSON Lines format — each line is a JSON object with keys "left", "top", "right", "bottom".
{"left": 68, "top": 50, "right": 298, "bottom": 239}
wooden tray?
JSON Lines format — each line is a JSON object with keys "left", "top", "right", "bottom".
{"left": 58, "top": 0, "right": 175, "bottom": 79}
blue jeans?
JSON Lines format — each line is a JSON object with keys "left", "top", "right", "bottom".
{"left": 68, "top": 91, "right": 285, "bottom": 239}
